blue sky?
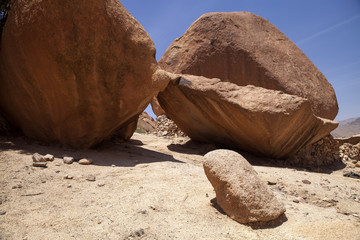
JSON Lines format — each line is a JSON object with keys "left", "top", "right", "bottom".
{"left": 121, "top": 0, "right": 360, "bottom": 121}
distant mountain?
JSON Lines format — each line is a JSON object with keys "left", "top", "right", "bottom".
{"left": 332, "top": 117, "right": 360, "bottom": 138}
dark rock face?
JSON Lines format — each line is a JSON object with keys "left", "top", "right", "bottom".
{"left": 0, "top": 0, "right": 168, "bottom": 148}
{"left": 159, "top": 12, "right": 338, "bottom": 120}
{"left": 158, "top": 75, "right": 338, "bottom": 159}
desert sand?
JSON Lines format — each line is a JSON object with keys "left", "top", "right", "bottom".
{"left": 0, "top": 133, "right": 359, "bottom": 240}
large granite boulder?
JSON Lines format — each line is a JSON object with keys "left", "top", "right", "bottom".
{"left": 158, "top": 75, "right": 338, "bottom": 159}
{"left": 204, "top": 150, "right": 286, "bottom": 223}
{"left": 159, "top": 12, "right": 338, "bottom": 120}
{"left": 0, "top": 0, "right": 169, "bottom": 148}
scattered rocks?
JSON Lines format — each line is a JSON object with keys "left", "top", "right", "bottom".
{"left": 78, "top": 159, "right": 93, "bottom": 165}
{"left": 11, "top": 184, "right": 22, "bottom": 189}
{"left": 203, "top": 149, "right": 286, "bottom": 224}
{"left": 32, "top": 153, "right": 46, "bottom": 162}
{"left": 155, "top": 115, "right": 187, "bottom": 138}
{"left": 290, "top": 135, "right": 341, "bottom": 167}
{"left": 43, "top": 154, "right": 54, "bottom": 161}
{"left": 63, "top": 157, "right": 74, "bottom": 165}
{"left": 33, "top": 162, "right": 47, "bottom": 168}
{"left": 86, "top": 175, "right": 96, "bottom": 182}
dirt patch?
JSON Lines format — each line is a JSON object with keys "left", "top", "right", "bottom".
{"left": 0, "top": 133, "right": 359, "bottom": 239}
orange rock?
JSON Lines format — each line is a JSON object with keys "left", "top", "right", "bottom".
{"left": 158, "top": 75, "right": 337, "bottom": 159}
{"left": 0, "top": 0, "right": 169, "bottom": 148}
{"left": 204, "top": 150, "right": 286, "bottom": 223}
{"left": 159, "top": 12, "right": 338, "bottom": 120}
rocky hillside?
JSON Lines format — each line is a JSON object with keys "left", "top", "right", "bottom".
{"left": 332, "top": 117, "right": 360, "bottom": 138}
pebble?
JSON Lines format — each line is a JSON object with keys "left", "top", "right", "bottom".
{"left": 97, "top": 183, "right": 105, "bottom": 187}
{"left": 86, "top": 175, "right": 96, "bottom": 182}
{"left": 44, "top": 154, "right": 55, "bottom": 161}
{"left": 64, "top": 175, "right": 74, "bottom": 180}
{"left": 12, "top": 184, "right": 22, "bottom": 189}
{"left": 302, "top": 179, "right": 311, "bottom": 184}
{"left": 356, "top": 162, "right": 360, "bottom": 168}
{"left": 63, "top": 157, "right": 74, "bottom": 164}
{"left": 33, "top": 162, "right": 47, "bottom": 168}
{"left": 111, "top": 164, "right": 116, "bottom": 167}
{"left": 0, "top": 211, "right": 6, "bottom": 215}
{"left": 32, "top": 153, "right": 46, "bottom": 162}
{"left": 55, "top": 170, "right": 60, "bottom": 173}
{"left": 267, "top": 181, "right": 277, "bottom": 185}
{"left": 55, "top": 163, "right": 61, "bottom": 166}
{"left": 79, "top": 159, "right": 93, "bottom": 165}
{"left": 293, "top": 197, "right": 304, "bottom": 203}
{"left": 67, "top": 184, "right": 72, "bottom": 188}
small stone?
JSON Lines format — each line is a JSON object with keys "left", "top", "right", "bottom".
{"left": 64, "top": 175, "right": 74, "bottom": 179}
{"left": 86, "top": 174, "right": 96, "bottom": 182}
{"left": 302, "top": 179, "right": 311, "bottom": 184}
{"left": 343, "top": 171, "right": 360, "bottom": 179}
{"left": 111, "top": 164, "right": 116, "bottom": 167}
{"left": 55, "top": 170, "right": 60, "bottom": 173}
{"left": 32, "top": 153, "right": 46, "bottom": 162}
{"left": 43, "top": 154, "right": 54, "bottom": 161}
{"left": 79, "top": 159, "right": 93, "bottom": 165}
{"left": 134, "top": 228, "right": 145, "bottom": 237}
{"left": 33, "top": 162, "right": 47, "bottom": 168}
{"left": 267, "top": 181, "right": 277, "bottom": 185}
{"left": 63, "top": 157, "right": 74, "bottom": 164}
{"left": 293, "top": 197, "right": 303, "bottom": 203}
{"left": 67, "top": 184, "right": 72, "bottom": 188}
{"left": 55, "top": 163, "right": 61, "bottom": 166}
{"left": 356, "top": 162, "right": 360, "bottom": 168}
{"left": 0, "top": 211, "right": 6, "bottom": 215}
{"left": 97, "top": 183, "right": 105, "bottom": 187}
{"left": 303, "top": 212, "right": 309, "bottom": 216}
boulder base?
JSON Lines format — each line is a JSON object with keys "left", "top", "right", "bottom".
{"left": 158, "top": 75, "right": 338, "bottom": 159}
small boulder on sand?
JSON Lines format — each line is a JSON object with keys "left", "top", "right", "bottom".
{"left": 203, "top": 149, "right": 286, "bottom": 224}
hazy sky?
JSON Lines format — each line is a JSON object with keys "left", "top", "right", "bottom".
{"left": 121, "top": 0, "right": 360, "bottom": 121}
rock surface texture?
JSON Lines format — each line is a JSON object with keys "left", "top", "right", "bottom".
{"left": 0, "top": 0, "right": 168, "bottom": 148}
{"left": 150, "top": 97, "right": 166, "bottom": 117}
{"left": 203, "top": 150, "right": 286, "bottom": 223}
{"left": 158, "top": 75, "right": 337, "bottom": 159}
{"left": 159, "top": 12, "right": 338, "bottom": 120}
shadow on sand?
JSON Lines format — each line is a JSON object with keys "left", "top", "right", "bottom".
{"left": 0, "top": 136, "right": 184, "bottom": 167}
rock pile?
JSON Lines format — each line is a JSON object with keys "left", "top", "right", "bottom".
{"left": 339, "top": 142, "right": 360, "bottom": 168}
{"left": 290, "top": 135, "right": 341, "bottom": 166}
{"left": 155, "top": 115, "right": 187, "bottom": 138}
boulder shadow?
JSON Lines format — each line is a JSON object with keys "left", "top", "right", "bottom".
{"left": 0, "top": 136, "right": 184, "bottom": 168}
{"left": 210, "top": 197, "right": 288, "bottom": 229}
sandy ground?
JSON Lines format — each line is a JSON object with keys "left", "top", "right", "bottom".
{"left": 0, "top": 133, "right": 359, "bottom": 240}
